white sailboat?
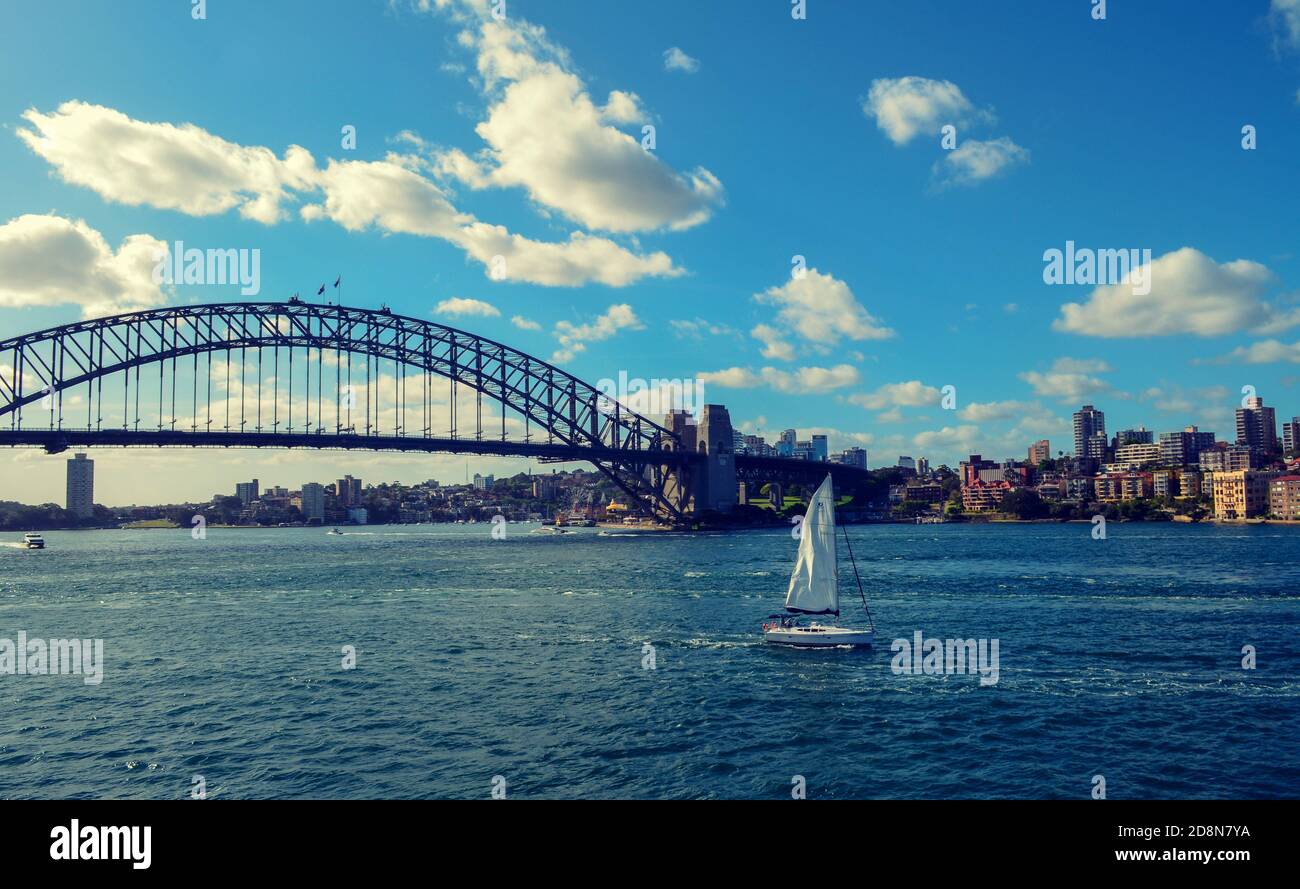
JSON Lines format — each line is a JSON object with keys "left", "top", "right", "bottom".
{"left": 762, "top": 474, "right": 874, "bottom": 648}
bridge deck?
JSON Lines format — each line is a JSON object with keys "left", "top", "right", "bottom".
{"left": 0, "top": 428, "right": 702, "bottom": 465}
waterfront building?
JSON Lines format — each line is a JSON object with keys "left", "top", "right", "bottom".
{"left": 1236, "top": 396, "right": 1279, "bottom": 458}
{"left": 472, "top": 473, "right": 494, "bottom": 491}
{"left": 1152, "top": 469, "right": 1180, "bottom": 499}
{"left": 1211, "top": 470, "right": 1276, "bottom": 520}
{"left": 1095, "top": 473, "right": 1153, "bottom": 502}
{"left": 902, "top": 482, "right": 944, "bottom": 504}
{"left": 1036, "top": 478, "right": 1064, "bottom": 500}
{"left": 961, "top": 479, "right": 1014, "bottom": 512}
{"left": 1269, "top": 475, "right": 1300, "bottom": 520}
{"left": 1073, "top": 405, "right": 1105, "bottom": 457}
{"left": 299, "top": 482, "right": 326, "bottom": 522}
{"left": 65, "top": 452, "right": 95, "bottom": 518}
{"left": 1028, "top": 439, "right": 1051, "bottom": 465}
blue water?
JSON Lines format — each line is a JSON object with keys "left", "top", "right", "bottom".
{"left": 1, "top": 522, "right": 1297, "bottom": 799}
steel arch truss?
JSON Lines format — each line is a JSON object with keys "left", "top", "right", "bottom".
{"left": 0, "top": 301, "right": 696, "bottom": 521}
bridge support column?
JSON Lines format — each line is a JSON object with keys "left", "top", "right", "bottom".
{"left": 696, "top": 405, "right": 737, "bottom": 515}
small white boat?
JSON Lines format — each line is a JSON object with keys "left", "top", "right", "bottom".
{"left": 327, "top": 528, "right": 344, "bottom": 536}
{"left": 763, "top": 474, "right": 874, "bottom": 649}
{"left": 23, "top": 532, "right": 45, "bottom": 549}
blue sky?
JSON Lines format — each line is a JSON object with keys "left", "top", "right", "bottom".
{"left": 1, "top": 0, "right": 1299, "bottom": 504}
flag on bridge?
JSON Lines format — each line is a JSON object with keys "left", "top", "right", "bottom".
{"left": 317, "top": 283, "right": 325, "bottom": 295}
{"left": 333, "top": 276, "right": 341, "bottom": 288}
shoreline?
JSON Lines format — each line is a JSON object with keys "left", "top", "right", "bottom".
{"left": 9, "top": 517, "right": 1300, "bottom": 534}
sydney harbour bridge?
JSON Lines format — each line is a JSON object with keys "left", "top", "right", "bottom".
{"left": 0, "top": 300, "right": 868, "bottom": 524}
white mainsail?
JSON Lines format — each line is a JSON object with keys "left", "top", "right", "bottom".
{"left": 784, "top": 474, "right": 839, "bottom": 615}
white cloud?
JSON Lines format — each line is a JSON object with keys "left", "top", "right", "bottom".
{"left": 698, "top": 364, "right": 860, "bottom": 394}
{"left": 1272, "top": 0, "right": 1300, "bottom": 51}
{"left": 957, "top": 399, "right": 1050, "bottom": 423}
{"left": 511, "top": 315, "right": 542, "bottom": 331}
{"left": 0, "top": 214, "right": 167, "bottom": 318}
{"left": 750, "top": 323, "right": 796, "bottom": 361}
{"left": 911, "top": 424, "right": 985, "bottom": 453}
{"left": 19, "top": 101, "right": 315, "bottom": 224}
{"left": 551, "top": 304, "right": 643, "bottom": 362}
{"left": 434, "top": 297, "right": 500, "bottom": 318}
{"left": 932, "top": 137, "right": 1029, "bottom": 187}
{"left": 863, "top": 76, "right": 991, "bottom": 146}
{"left": 663, "top": 47, "right": 700, "bottom": 73}
{"left": 1052, "top": 247, "right": 1298, "bottom": 337}
{"left": 427, "top": 12, "right": 723, "bottom": 232}
{"left": 671, "top": 318, "right": 737, "bottom": 340}
{"left": 1018, "top": 357, "right": 1121, "bottom": 402}
{"left": 20, "top": 102, "right": 682, "bottom": 289}
{"left": 752, "top": 270, "right": 894, "bottom": 357}
{"left": 1209, "top": 339, "right": 1300, "bottom": 364}
{"left": 847, "top": 380, "right": 940, "bottom": 410}
{"left": 1139, "top": 385, "right": 1232, "bottom": 425}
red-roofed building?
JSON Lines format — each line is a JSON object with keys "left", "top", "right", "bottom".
{"left": 961, "top": 479, "right": 1015, "bottom": 512}
{"left": 1094, "top": 472, "right": 1153, "bottom": 502}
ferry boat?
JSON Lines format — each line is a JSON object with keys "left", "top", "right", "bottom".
{"left": 22, "top": 532, "right": 45, "bottom": 549}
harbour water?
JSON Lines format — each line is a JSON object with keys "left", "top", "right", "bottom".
{"left": 1, "top": 522, "right": 1297, "bottom": 799}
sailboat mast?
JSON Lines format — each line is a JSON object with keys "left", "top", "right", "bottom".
{"left": 840, "top": 521, "right": 875, "bottom": 632}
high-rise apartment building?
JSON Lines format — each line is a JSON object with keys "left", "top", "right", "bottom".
{"left": 334, "top": 475, "right": 362, "bottom": 505}
{"left": 811, "top": 434, "right": 828, "bottom": 463}
{"left": 1028, "top": 440, "right": 1051, "bottom": 465}
{"left": 1073, "top": 405, "right": 1105, "bottom": 457}
{"left": 1113, "top": 427, "right": 1154, "bottom": 447}
{"left": 1236, "top": 396, "right": 1278, "bottom": 458}
{"left": 1283, "top": 417, "right": 1299, "bottom": 455}
{"left": 299, "top": 482, "right": 325, "bottom": 522}
{"left": 65, "top": 452, "right": 94, "bottom": 518}
{"left": 235, "top": 479, "right": 259, "bottom": 506}
{"left": 776, "top": 429, "right": 797, "bottom": 457}
{"left": 1159, "top": 426, "right": 1216, "bottom": 467}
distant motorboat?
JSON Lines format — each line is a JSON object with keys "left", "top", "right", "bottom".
{"left": 762, "top": 474, "right": 875, "bottom": 649}
{"left": 327, "top": 528, "right": 344, "bottom": 536}
{"left": 22, "top": 532, "right": 45, "bottom": 549}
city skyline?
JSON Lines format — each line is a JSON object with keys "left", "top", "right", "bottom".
{"left": 3, "top": 1, "right": 1300, "bottom": 503}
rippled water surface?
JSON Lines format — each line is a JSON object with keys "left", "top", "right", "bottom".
{"left": 1, "top": 522, "right": 1297, "bottom": 799}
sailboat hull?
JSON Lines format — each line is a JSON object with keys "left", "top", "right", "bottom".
{"left": 763, "top": 625, "right": 874, "bottom": 648}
